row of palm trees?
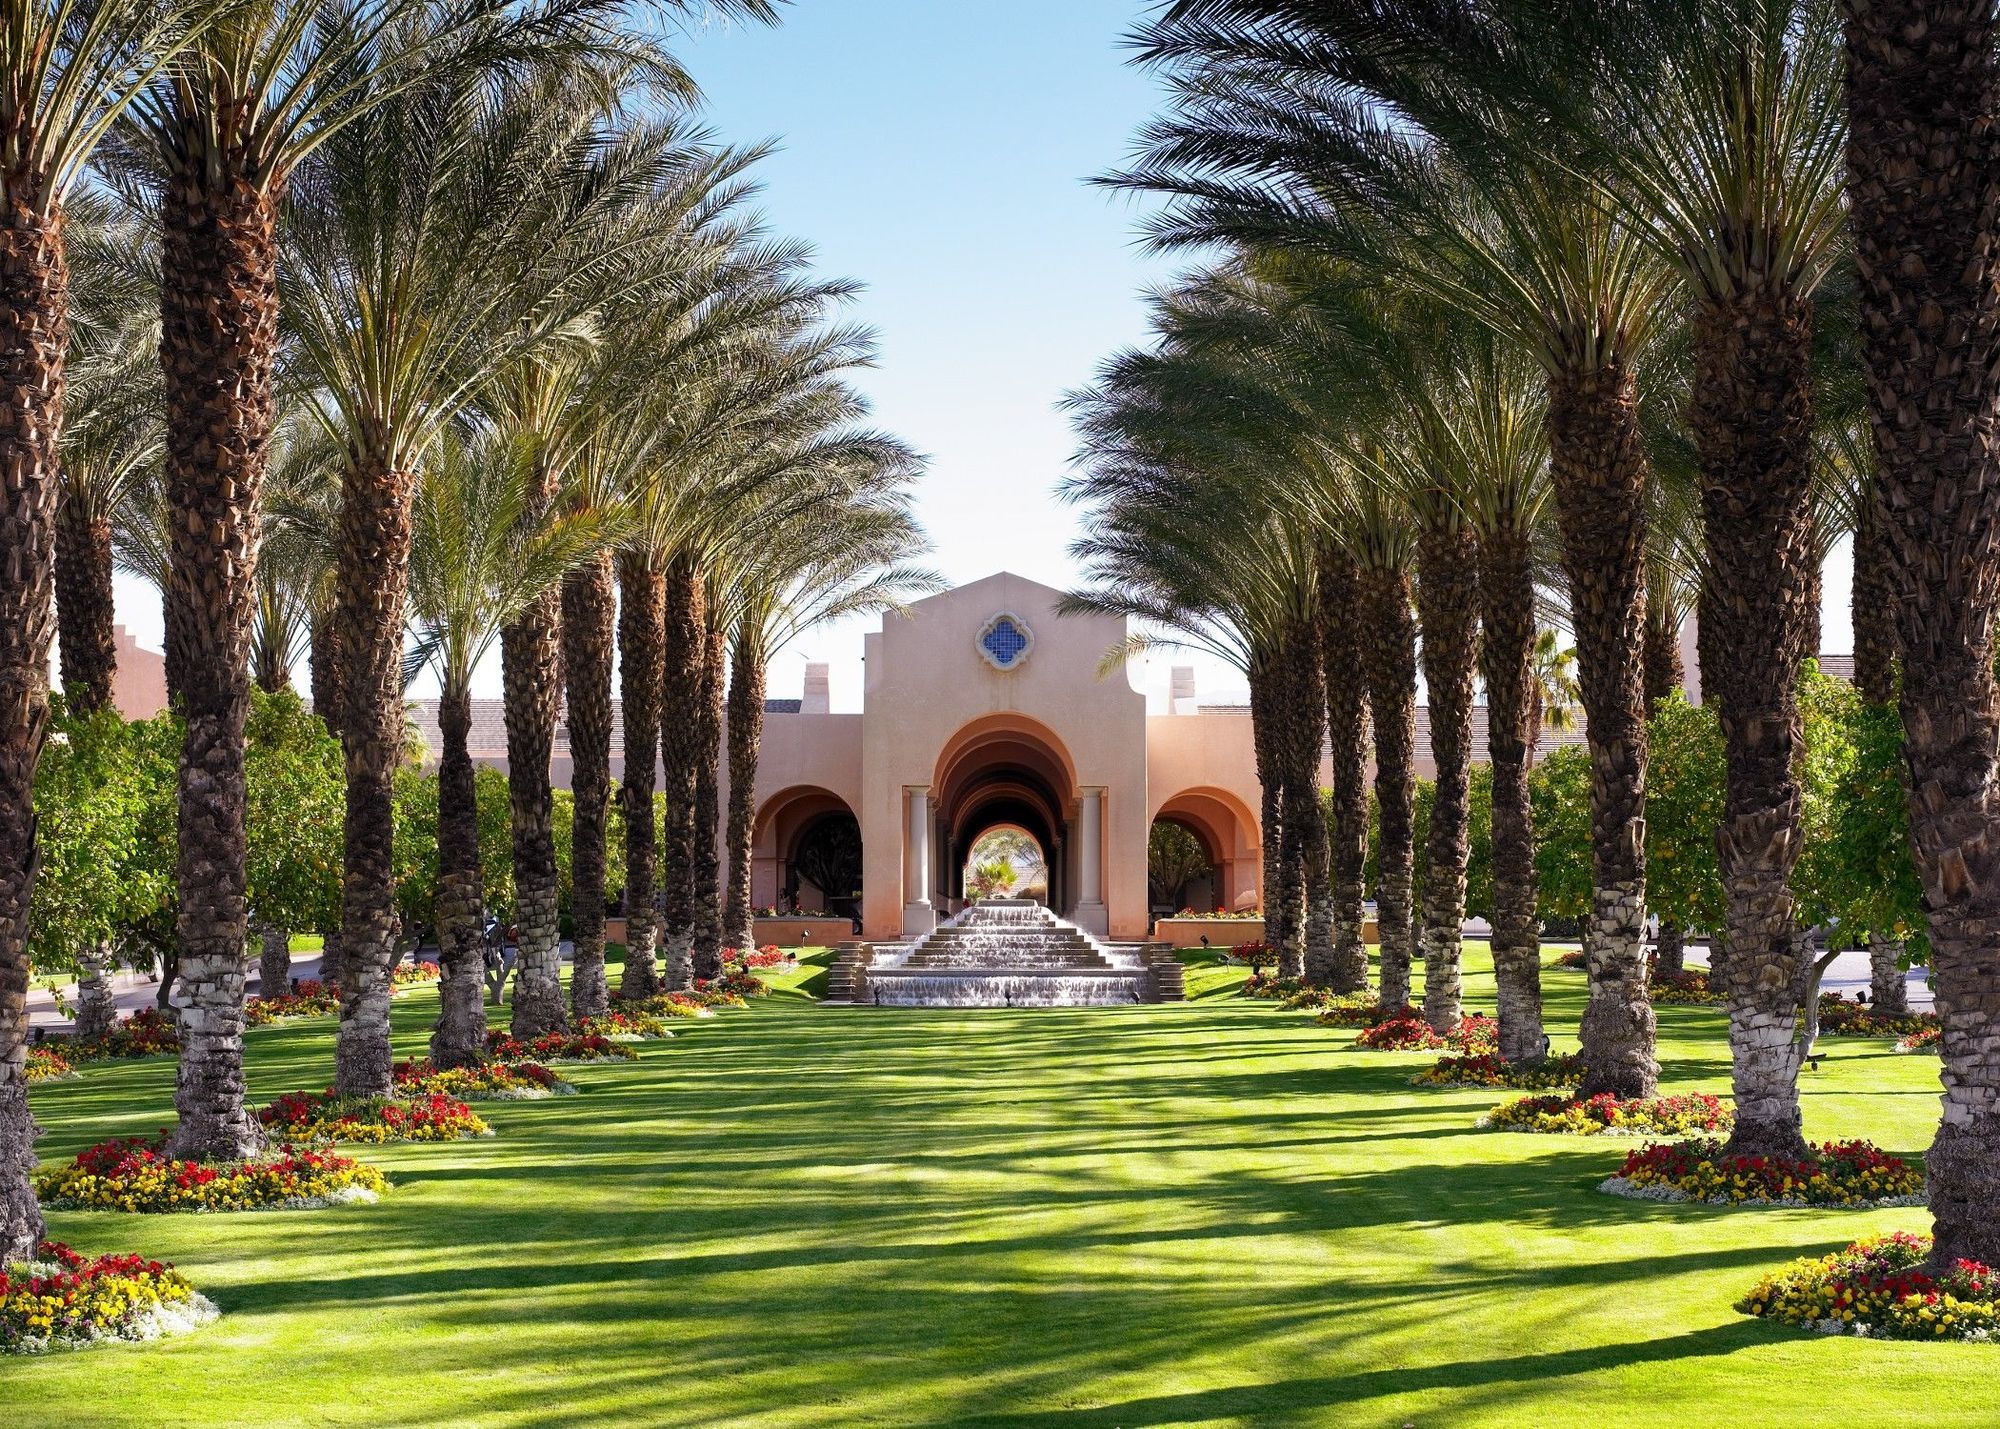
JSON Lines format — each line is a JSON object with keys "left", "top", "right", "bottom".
{"left": 0, "top": 0, "right": 937, "bottom": 1265}
{"left": 1070, "top": 0, "right": 2000, "bottom": 1270}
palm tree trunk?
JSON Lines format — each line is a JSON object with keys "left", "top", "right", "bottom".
{"left": 1283, "top": 618, "right": 1331, "bottom": 984}
{"left": 562, "top": 553, "right": 615, "bottom": 1021}
{"left": 1691, "top": 288, "right": 1819, "bottom": 1160}
{"left": 332, "top": 455, "right": 416, "bottom": 1098}
{"left": 257, "top": 926, "right": 290, "bottom": 1000}
{"left": 1643, "top": 607, "right": 1687, "bottom": 976}
{"left": 159, "top": 174, "right": 275, "bottom": 1163}
{"left": 617, "top": 556, "right": 664, "bottom": 999}
{"left": 1247, "top": 659, "right": 1291, "bottom": 960}
{"left": 1418, "top": 525, "right": 1479, "bottom": 1032}
{"left": 1852, "top": 493, "right": 1907, "bottom": 1011}
{"left": 1642, "top": 610, "right": 1683, "bottom": 711}
{"left": 658, "top": 558, "right": 705, "bottom": 990}
{"left": 1850, "top": 493, "right": 1898, "bottom": 706}
{"left": 1547, "top": 360, "right": 1658, "bottom": 1100}
{"left": 310, "top": 609, "right": 344, "bottom": 738}
{"left": 501, "top": 451, "right": 565, "bottom": 1037}
{"left": 1318, "top": 545, "right": 1372, "bottom": 993}
{"left": 0, "top": 182, "right": 62, "bottom": 1260}
{"left": 1480, "top": 525, "right": 1545, "bottom": 1060}
{"left": 429, "top": 680, "right": 487, "bottom": 1066}
{"left": 1361, "top": 563, "right": 1418, "bottom": 1011}
{"left": 54, "top": 500, "right": 116, "bottom": 714}
{"left": 691, "top": 617, "right": 726, "bottom": 979}
{"left": 724, "top": 626, "right": 766, "bottom": 955}
{"left": 1845, "top": 0, "right": 2000, "bottom": 1267}
{"left": 73, "top": 941, "right": 117, "bottom": 1042}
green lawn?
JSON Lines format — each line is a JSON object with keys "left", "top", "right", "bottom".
{"left": 12, "top": 946, "right": 1986, "bottom": 1427}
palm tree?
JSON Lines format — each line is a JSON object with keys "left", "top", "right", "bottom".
{"left": 1512, "top": 0, "right": 1849, "bottom": 1157}
{"left": 55, "top": 208, "right": 161, "bottom": 714}
{"left": 1315, "top": 541, "right": 1370, "bottom": 994}
{"left": 1843, "top": 0, "right": 2000, "bottom": 1267}
{"left": 279, "top": 63, "right": 685, "bottom": 1096}
{"left": 98, "top": 0, "right": 644, "bottom": 1158}
{"left": 1120, "top": 1, "right": 1676, "bottom": 1097}
{"left": 405, "top": 427, "right": 612, "bottom": 1064}
{"left": 1061, "top": 283, "right": 1328, "bottom": 979}
{"left": 476, "top": 113, "right": 756, "bottom": 1036}
{"left": 716, "top": 454, "right": 933, "bottom": 954}
{"left": 0, "top": 0, "right": 220, "bottom": 1256}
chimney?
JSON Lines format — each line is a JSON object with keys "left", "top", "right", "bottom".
{"left": 802, "top": 662, "right": 831, "bottom": 714}
{"left": 1170, "top": 665, "right": 1197, "bottom": 715}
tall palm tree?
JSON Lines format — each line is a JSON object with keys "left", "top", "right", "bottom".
{"left": 102, "top": 0, "right": 673, "bottom": 1159}
{"left": 279, "top": 63, "right": 682, "bottom": 1096}
{"left": 1315, "top": 540, "right": 1370, "bottom": 994}
{"left": 1521, "top": 0, "right": 1849, "bottom": 1157}
{"left": 54, "top": 207, "right": 161, "bottom": 713}
{"left": 1061, "top": 287, "right": 1327, "bottom": 978}
{"left": 1843, "top": 0, "right": 2000, "bottom": 1266}
{"left": 0, "top": 0, "right": 220, "bottom": 1256}
{"left": 715, "top": 447, "right": 933, "bottom": 954}
{"left": 476, "top": 113, "right": 755, "bottom": 1035}
{"left": 1120, "top": 1, "right": 1676, "bottom": 1096}
{"left": 405, "top": 426, "right": 612, "bottom": 1064}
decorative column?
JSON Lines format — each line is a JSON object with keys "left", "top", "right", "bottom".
{"left": 902, "top": 786, "right": 936, "bottom": 935}
{"left": 1075, "top": 786, "right": 1108, "bottom": 935}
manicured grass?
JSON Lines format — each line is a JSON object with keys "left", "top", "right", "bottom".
{"left": 13, "top": 945, "right": 1987, "bottom": 1426}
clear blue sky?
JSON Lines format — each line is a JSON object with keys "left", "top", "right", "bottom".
{"left": 673, "top": 0, "right": 1207, "bottom": 710}
{"left": 105, "top": 0, "right": 1854, "bottom": 709}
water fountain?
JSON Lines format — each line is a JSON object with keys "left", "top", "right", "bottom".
{"left": 855, "top": 899, "right": 1153, "bottom": 1007}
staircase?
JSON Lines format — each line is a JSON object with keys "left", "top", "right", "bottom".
{"left": 847, "top": 899, "right": 1170, "bottom": 1007}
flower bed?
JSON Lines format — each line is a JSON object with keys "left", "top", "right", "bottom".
{"left": 396, "top": 1056, "right": 580, "bottom": 1097}
{"left": 1896, "top": 1026, "right": 1941, "bottom": 1054}
{"left": 1816, "top": 994, "right": 1937, "bottom": 1039}
{"left": 691, "top": 971, "right": 761, "bottom": 1002}
{"left": 1315, "top": 997, "right": 1405, "bottom": 1029}
{"left": 1649, "top": 969, "right": 1723, "bottom": 1005}
{"left": 68, "top": 1007, "right": 179, "bottom": 1062}
{"left": 1739, "top": 1232, "right": 1997, "bottom": 1342}
{"left": 1479, "top": 1090, "right": 1733, "bottom": 1137}
{"left": 1355, "top": 1012, "right": 1498, "bottom": 1054}
{"left": 741, "top": 946, "right": 790, "bottom": 970}
{"left": 244, "top": 978, "right": 339, "bottom": 1026}
{"left": 25, "top": 1046, "right": 76, "bottom": 1084}
{"left": 1603, "top": 1138, "right": 1924, "bottom": 1208}
{"left": 1410, "top": 1052, "right": 1584, "bottom": 1090}
{"left": 34, "top": 1137, "right": 388, "bottom": 1213}
{"left": 576, "top": 1009, "right": 673, "bottom": 1041}
{"left": 1220, "top": 940, "right": 1270, "bottom": 966}
{"left": 613, "top": 992, "right": 713, "bottom": 1019}
{"left": 2, "top": 1241, "right": 218, "bottom": 1353}
{"left": 257, "top": 1090, "right": 491, "bottom": 1143}
{"left": 486, "top": 1027, "right": 641, "bottom": 1063}
{"left": 1552, "top": 949, "right": 1587, "bottom": 970}
{"left": 390, "top": 960, "right": 443, "bottom": 988}
{"left": 1276, "top": 986, "right": 1342, "bottom": 1011}
{"left": 1240, "top": 972, "right": 1299, "bottom": 1000}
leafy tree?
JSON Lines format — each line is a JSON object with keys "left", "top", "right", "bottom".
{"left": 31, "top": 703, "right": 174, "bottom": 984}
{"left": 1644, "top": 695, "right": 1727, "bottom": 940}
{"left": 244, "top": 689, "right": 344, "bottom": 944}
{"left": 1529, "top": 746, "right": 1593, "bottom": 931}
{"left": 1148, "top": 821, "right": 1211, "bottom": 908}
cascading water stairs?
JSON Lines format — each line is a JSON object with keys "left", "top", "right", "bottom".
{"left": 846, "top": 899, "right": 1161, "bottom": 1007}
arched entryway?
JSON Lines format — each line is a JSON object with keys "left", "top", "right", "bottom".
{"left": 752, "top": 785, "right": 863, "bottom": 929}
{"left": 920, "top": 715, "right": 1102, "bottom": 929}
{"left": 1150, "top": 786, "right": 1260, "bottom": 918}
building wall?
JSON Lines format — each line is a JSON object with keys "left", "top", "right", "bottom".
{"left": 856, "top": 572, "right": 1150, "bottom": 939}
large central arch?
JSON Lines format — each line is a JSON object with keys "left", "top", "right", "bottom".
{"left": 930, "top": 714, "right": 1081, "bottom": 919}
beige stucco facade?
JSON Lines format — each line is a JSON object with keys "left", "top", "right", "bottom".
{"left": 729, "top": 572, "right": 1268, "bottom": 941}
